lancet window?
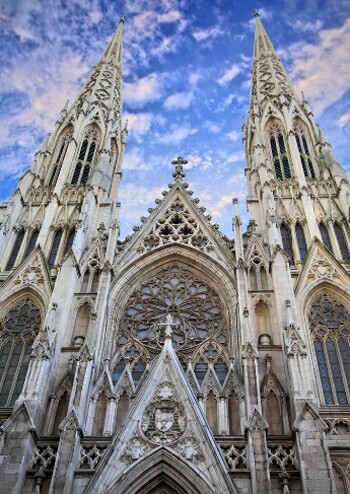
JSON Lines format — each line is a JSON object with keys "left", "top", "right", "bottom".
{"left": 295, "top": 223, "right": 307, "bottom": 262}
{"left": 293, "top": 122, "right": 316, "bottom": 179}
{"left": 309, "top": 295, "right": 350, "bottom": 405}
{"left": 71, "top": 126, "right": 100, "bottom": 186}
{"left": 334, "top": 222, "right": 350, "bottom": 263}
{"left": 24, "top": 229, "right": 39, "bottom": 259}
{"left": 249, "top": 255, "right": 269, "bottom": 290}
{"left": 280, "top": 223, "right": 294, "bottom": 264}
{"left": 267, "top": 121, "right": 291, "bottom": 180}
{"left": 319, "top": 223, "right": 333, "bottom": 254}
{"left": 5, "top": 230, "right": 25, "bottom": 270}
{"left": 48, "top": 229, "right": 63, "bottom": 268}
{"left": 49, "top": 126, "right": 73, "bottom": 186}
{"left": 0, "top": 299, "right": 41, "bottom": 406}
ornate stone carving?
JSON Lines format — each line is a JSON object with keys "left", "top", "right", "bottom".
{"left": 222, "top": 444, "right": 248, "bottom": 471}
{"left": 141, "top": 382, "right": 187, "bottom": 445}
{"left": 31, "top": 444, "right": 57, "bottom": 470}
{"left": 79, "top": 445, "right": 106, "bottom": 469}
{"left": 13, "top": 255, "right": 45, "bottom": 287}
{"left": 176, "top": 436, "right": 203, "bottom": 465}
{"left": 326, "top": 418, "right": 350, "bottom": 435}
{"left": 267, "top": 444, "right": 298, "bottom": 472}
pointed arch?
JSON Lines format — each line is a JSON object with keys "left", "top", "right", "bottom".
{"left": 295, "top": 222, "right": 307, "bottom": 262}
{"left": 334, "top": 222, "right": 350, "bottom": 263}
{"left": 0, "top": 296, "right": 42, "bottom": 407}
{"left": 293, "top": 118, "right": 316, "bottom": 179}
{"left": 71, "top": 125, "right": 100, "bottom": 186}
{"left": 5, "top": 230, "right": 25, "bottom": 270}
{"left": 319, "top": 222, "right": 333, "bottom": 254}
{"left": 49, "top": 124, "right": 74, "bottom": 186}
{"left": 265, "top": 119, "right": 291, "bottom": 180}
{"left": 280, "top": 223, "right": 294, "bottom": 264}
{"left": 102, "top": 448, "right": 218, "bottom": 494}
{"left": 72, "top": 301, "right": 92, "bottom": 346}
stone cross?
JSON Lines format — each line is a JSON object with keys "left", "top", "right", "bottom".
{"left": 171, "top": 156, "right": 187, "bottom": 182}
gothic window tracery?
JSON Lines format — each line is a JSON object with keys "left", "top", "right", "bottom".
{"left": 334, "top": 222, "right": 350, "bottom": 263}
{"left": 293, "top": 121, "right": 316, "bottom": 179}
{"left": 295, "top": 223, "right": 307, "bottom": 262}
{"left": 49, "top": 126, "right": 73, "bottom": 186}
{"left": 249, "top": 255, "right": 269, "bottom": 290}
{"left": 48, "top": 229, "right": 63, "bottom": 268}
{"left": 71, "top": 126, "right": 100, "bottom": 186}
{"left": 266, "top": 121, "right": 291, "bottom": 180}
{"left": 280, "top": 223, "right": 294, "bottom": 264}
{"left": 309, "top": 295, "right": 350, "bottom": 405}
{"left": 114, "top": 265, "right": 231, "bottom": 387}
{"left": 5, "top": 230, "right": 25, "bottom": 270}
{"left": 0, "top": 299, "right": 41, "bottom": 406}
{"left": 319, "top": 222, "right": 333, "bottom": 254}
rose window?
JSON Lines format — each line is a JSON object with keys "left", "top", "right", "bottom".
{"left": 118, "top": 265, "right": 227, "bottom": 359}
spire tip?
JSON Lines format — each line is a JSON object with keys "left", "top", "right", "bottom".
{"left": 253, "top": 9, "right": 260, "bottom": 17}
{"left": 120, "top": 15, "right": 126, "bottom": 23}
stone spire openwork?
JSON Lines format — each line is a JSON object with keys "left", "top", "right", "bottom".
{"left": 75, "top": 16, "right": 125, "bottom": 124}
{"left": 250, "top": 11, "right": 297, "bottom": 112}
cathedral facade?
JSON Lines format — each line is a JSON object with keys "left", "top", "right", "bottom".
{"left": 1, "top": 13, "right": 350, "bottom": 494}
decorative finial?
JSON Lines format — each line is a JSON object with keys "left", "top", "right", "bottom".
{"left": 254, "top": 9, "right": 260, "bottom": 17}
{"left": 171, "top": 156, "right": 187, "bottom": 182}
{"left": 120, "top": 15, "right": 126, "bottom": 23}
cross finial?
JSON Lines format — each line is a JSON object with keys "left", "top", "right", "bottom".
{"left": 254, "top": 9, "right": 260, "bottom": 17}
{"left": 120, "top": 15, "right": 126, "bottom": 23}
{"left": 171, "top": 156, "right": 187, "bottom": 182}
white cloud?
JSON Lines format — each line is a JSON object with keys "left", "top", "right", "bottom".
{"left": 291, "top": 19, "right": 324, "bottom": 33}
{"left": 124, "top": 112, "right": 153, "bottom": 140}
{"left": 210, "top": 195, "right": 233, "bottom": 218}
{"left": 227, "top": 151, "right": 245, "bottom": 163}
{"left": 193, "top": 26, "right": 223, "bottom": 42}
{"left": 157, "top": 125, "right": 198, "bottom": 144}
{"left": 226, "top": 130, "right": 240, "bottom": 142}
{"left": 217, "top": 64, "right": 241, "bottom": 85}
{"left": 338, "top": 113, "right": 350, "bottom": 128}
{"left": 123, "top": 149, "right": 149, "bottom": 170}
{"left": 164, "top": 91, "right": 193, "bottom": 110}
{"left": 290, "top": 19, "right": 350, "bottom": 116}
{"left": 124, "top": 73, "right": 162, "bottom": 107}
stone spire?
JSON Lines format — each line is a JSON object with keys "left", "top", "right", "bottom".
{"left": 250, "top": 11, "right": 297, "bottom": 112}
{"left": 75, "top": 16, "right": 125, "bottom": 124}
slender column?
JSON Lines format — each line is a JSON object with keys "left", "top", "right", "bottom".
{"left": 103, "top": 397, "right": 117, "bottom": 436}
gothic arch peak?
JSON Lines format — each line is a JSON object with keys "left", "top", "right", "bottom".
{"left": 80, "top": 237, "right": 105, "bottom": 269}
{"left": 114, "top": 184, "right": 234, "bottom": 269}
{"left": 244, "top": 233, "right": 270, "bottom": 265}
{"left": 295, "top": 237, "right": 350, "bottom": 301}
{"left": 292, "top": 400, "right": 328, "bottom": 433}
{"left": 245, "top": 406, "right": 268, "bottom": 431}
{"left": 83, "top": 336, "right": 237, "bottom": 494}
{"left": 0, "top": 245, "right": 52, "bottom": 309}
{"left": 261, "top": 365, "right": 286, "bottom": 398}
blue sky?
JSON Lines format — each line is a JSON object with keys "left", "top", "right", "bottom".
{"left": 1, "top": 0, "right": 350, "bottom": 238}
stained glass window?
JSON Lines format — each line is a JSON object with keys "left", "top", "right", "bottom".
{"left": 334, "top": 223, "right": 350, "bottom": 263}
{"left": 319, "top": 223, "right": 333, "bottom": 254}
{"left": 280, "top": 224, "right": 294, "bottom": 264}
{"left": 48, "top": 229, "right": 63, "bottom": 268}
{"left": 0, "top": 300, "right": 41, "bottom": 406}
{"left": 309, "top": 295, "right": 350, "bottom": 405}
{"left": 295, "top": 223, "right": 307, "bottom": 262}
{"left": 6, "top": 230, "right": 25, "bottom": 270}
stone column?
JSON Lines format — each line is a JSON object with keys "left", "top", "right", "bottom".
{"left": 246, "top": 408, "right": 271, "bottom": 494}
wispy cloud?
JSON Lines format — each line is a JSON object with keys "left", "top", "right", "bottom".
{"left": 124, "top": 73, "right": 163, "bottom": 108}
{"left": 157, "top": 125, "right": 198, "bottom": 144}
{"left": 164, "top": 91, "right": 193, "bottom": 110}
{"left": 124, "top": 112, "right": 153, "bottom": 141}
{"left": 217, "top": 64, "right": 241, "bottom": 85}
{"left": 193, "top": 25, "right": 224, "bottom": 42}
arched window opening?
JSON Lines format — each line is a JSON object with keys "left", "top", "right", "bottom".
{"left": 112, "top": 360, "right": 126, "bottom": 385}
{"left": 73, "top": 303, "right": 91, "bottom": 346}
{"left": 194, "top": 358, "right": 208, "bottom": 386}
{"left": 115, "top": 391, "right": 129, "bottom": 430}
{"left": 280, "top": 223, "right": 294, "bottom": 264}
{"left": 0, "top": 299, "right": 41, "bottom": 407}
{"left": 91, "top": 270, "right": 100, "bottom": 292}
{"left": 214, "top": 358, "right": 228, "bottom": 385}
{"left": 71, "top": 127, "right": 99, "bottom": 186}
{"left": 332, "top": 464, "right": 347, "bottom": 494}
{"left": 255, "top": 300, "right": 271, "bottom": 337}
{"left": 52, "top": 390, "right": 70, "bottom": 435}
{"left": 92, "top": 393, "right": 107, "bottom": 436}
{"left": 249, "top": 267, "right": 258, "bottom": 290}
{"left": 206, "top": 390, "right": 218, "bottom": 434}
{"left": 309, "top": 295, "right": 350, "bottom": 405}
{"left": 267, "top": 122, "right": 291, "bottom": 180}
{"left": 319, "top": 223, "right": 333, "bottom": 254}
{"left": 6, "top": 230, "right": 25, "bottom": 270}
{"left": 131, "top": 359, "right": 146, "bottom": 386}
{"left": 266, "top": 392, "right": 283, "bottom": 435}
{"left": 48, "top": 229, "right": 63, "bottom": 268}
{"left": 24, "top": 229, "right": 39, "bottom": 259}
{"left": 49, "top": 127, "right": 73, "bottom": 186}
{"left": 228, "top": 391, "right": 240, "bottom": 435}
{"left": 63, "top": 229, "right": 75, "bottom": 256}
{"left": 293, "top": 122, "right": 316, "bottom": 179}
{"left": 334, "top": 223, "right": 350, "bottom": 263}
{"left": 260, "top": 266, "right": 268, "bottom": 289}
{"left": 295, "top": 223, "right": 307, "bottom": 262}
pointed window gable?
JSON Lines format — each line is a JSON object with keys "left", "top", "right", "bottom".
{"left": 309, "top": 295, "right": 350, "bottom": 405}
{"left": 0, "top": 299, "right": 41, "bottom": 406}
{"left": 71, "top": 126, "right": 100, "bottom": 186}
{"left": 267, "top": 121, "right": 291, "bottom": 181}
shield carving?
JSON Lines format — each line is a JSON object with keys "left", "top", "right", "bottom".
{"left": 155, "top": 408, "right": 174, "bottom": 432}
